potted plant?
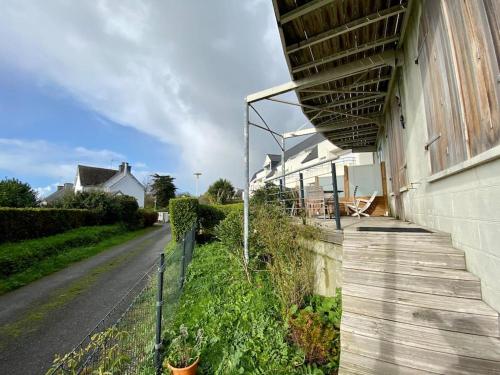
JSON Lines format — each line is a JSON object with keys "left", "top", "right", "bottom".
{"left": 163, "top": 325, "right": 204, "bottom": 374}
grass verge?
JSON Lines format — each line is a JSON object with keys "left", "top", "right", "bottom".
{"left": 0, "top": 225, "right": 158, "bottom": 295}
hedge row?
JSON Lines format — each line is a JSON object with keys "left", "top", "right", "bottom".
{"left": 139, "top": 209, "right": 159, "bottom": 228}
{"left": 0, "top": 208, "right": 100, "bottom": 244}
{"left": 169, "top": 198, "right": 199, "bottom": 241}
{"left": 0, "top": 225, "right": 124, "bottom": 278}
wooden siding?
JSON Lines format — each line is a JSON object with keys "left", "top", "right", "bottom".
{"left": 418, "top": 0, "right": 500, "bottom": 173}
{"left": 384, "top": 91, "right": 406, "bottom": 218}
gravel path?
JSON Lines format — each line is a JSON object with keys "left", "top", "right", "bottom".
{"left": 0, "top": 224, "right": 171, "bottom": 375}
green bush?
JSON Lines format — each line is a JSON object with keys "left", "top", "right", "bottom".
{"left": 214, "top": 210, "right": 243, "bottom": 252}
{"left": 198, "top": 204, "right": 225, "bottom": 233}
{"left": 0, "top": 208, "right": 100, "bottom": 243}
{"left": 0, "top": 225, "right": 124, "bottom": 278}
{"left": 169, "top": 198, "right": 199, "bottom": 241}
{"left": 138, "top": 209, "right": 158, "bottom": 227}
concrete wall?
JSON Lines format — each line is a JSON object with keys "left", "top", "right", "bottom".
{"left": 306, "top": 238, "right": 343, "bottom": 297}
{"left": 377, "top": 0, "right": 500, "bottom": 311}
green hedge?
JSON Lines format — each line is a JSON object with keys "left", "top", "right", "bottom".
{"left": 0, "top": 208, "right": 100, "bottom": 244}
{"left": 139, "top": 209, "right": 158, "bottom": 227}
{"left": 0, "top": 225, "right": 124, "bottom": 278}
{"left": 169, "top": 198, "right": 199, "bottom": 241}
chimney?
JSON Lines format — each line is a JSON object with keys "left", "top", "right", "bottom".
{"left": 64, "top": 183, "right": 74, "bottom": 190}
{"left": 119, "top": 162, "right": 131, "bottom": 174}
{"left": 57, "top": 185, "right": 64, "bottom": 191}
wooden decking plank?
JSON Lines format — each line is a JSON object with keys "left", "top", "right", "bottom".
{"left": 343, "top": 243, "right": 464, "bottom": 254}
{"left": 343, "top": 268, "right": 481, "bottom": 299}
{"left": 341, "top": 330, "right": 500, "bottom": 374}
{"left": 343, "top": 261, "right": 479, "bottom": 280}
{"left": 342, "top": 294, "right": 500, "bottom": 337}
{"left": 343, "top": 284, "right": 497, "bottom": 316}
{"left": 344, "top": 248, "right": 466, "bottom": 269}
{"left": 339, "top": 351, "right": 432, "bottom": 375}
{"left": 342, "top": 312, "right": 500, "bottom": 361}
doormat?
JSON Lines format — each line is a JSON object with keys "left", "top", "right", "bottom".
{"left": 357, "top": 227, "right": 432, "bottom": 233}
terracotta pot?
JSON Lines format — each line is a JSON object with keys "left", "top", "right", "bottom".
{"left": 165, "top": 357, "right": 199, "bottom": 375}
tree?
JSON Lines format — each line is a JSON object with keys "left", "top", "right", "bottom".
{"left": 0, "top": 178, "right": 39, "bottom": 207}
{"left": 151, "top": 174, "right": 177, "bottom": 208}
{"left": 207, "top": 178, "right": 235, "bottom": 204}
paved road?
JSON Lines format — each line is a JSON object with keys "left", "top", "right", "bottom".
{"left": 0, "top": 224, "right": 171, "bottom": 375}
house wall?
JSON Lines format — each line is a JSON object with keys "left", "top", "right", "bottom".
{"left": 377, "top": 0, "right": 500, "bottom": 311}
{"left": 106, "top": 174, "right": 145, "bottom": 208}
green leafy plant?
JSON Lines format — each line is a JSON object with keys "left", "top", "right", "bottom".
{"left": 150, "top": 174, "right": 177, "bottom": 208}
{"left": 165, "top": 325, "right": 205, "bottom": 368}
{"left": 288, "top": 293, "right": 342, "bottom": 371}
{"left": 251, "top": 205, "right": 317, "bottom": 311}
{"left": 169, "top": 197, "right": 199, "bottom": 241}
{"left": 0, "top": 178, "right": 39, "bottom": 208}
{"left": 206, "top": 178, "right": 235, "bottom": 204}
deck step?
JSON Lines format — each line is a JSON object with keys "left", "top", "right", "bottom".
{"left": 339, "top": 351, "right": 430, "bottom": 375}
{"left": 342, "top": 312, "right": 500, "bottom": 361}
{"left": 341, "top": 330, "right": 500, "bottom": 374}
{"left": 344, "top": 248, "right": 466, "bottom": 269}
{"left": 343, "top": 267, "right": 481, "bottom": 298}
{"left": 343, "top": 242, "right": 463, "bottom": 254}
{"left": 343, "top": 261, "right": 479, "bottom": 280}
{"left": 342, "top": 291, "right": 499, "bottom": 337}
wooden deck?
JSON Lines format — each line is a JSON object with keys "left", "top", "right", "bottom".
{"left": 322, "top": 217, "right": 500, "bottom": 374}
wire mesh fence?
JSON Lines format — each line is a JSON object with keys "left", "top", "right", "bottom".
{"left": 46, "top": 224, "right": 196, "bottom": 375}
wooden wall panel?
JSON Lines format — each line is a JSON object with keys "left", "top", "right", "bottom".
{"left": 418, "top": 0, "right": 468, "bottom": 173}
{"left": 445, "top": 0, "right": 500, "bottom": 157}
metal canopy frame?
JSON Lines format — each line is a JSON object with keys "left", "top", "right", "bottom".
{"left": 242, "top": 51, "right": 400, "bottom": 263}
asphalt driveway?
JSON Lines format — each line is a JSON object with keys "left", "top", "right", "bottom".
{"left": 0, "top": 224, "right": 171, "bottom": 375}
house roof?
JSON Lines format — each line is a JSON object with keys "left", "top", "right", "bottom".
{"left": 251, "top": 168, "right": 264, "bottom": 182}
{"left": 43, "top": 186, "right": 72, "bottom": 203}
{"left": 301, "top": 145, "right": 319, "bottom": 164}
{"left": 285, "top": 133, "right": 325, "bottom": 161}
{"left": 272, "top": 0, "right": 410, "bottom": 150}
{"left": 266, "top": 154, "right": 281, "bottom": 163}
{"left": 77, "top": 165, "right": 118, "bottom": 187}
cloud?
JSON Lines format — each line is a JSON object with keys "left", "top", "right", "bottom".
{"left": 0, "top": 138, "right": 132, "bottom": 196}
{"left": 0, "top": 1, "right": 307, "bottom": 192}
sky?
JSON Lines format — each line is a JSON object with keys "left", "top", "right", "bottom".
{"left": 0, "top": 0, "right": 308, "bottom": 197}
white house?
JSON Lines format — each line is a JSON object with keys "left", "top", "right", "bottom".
{"left": 73, "top": 162, "right": 145, "bottom": 207}
{"left": 250, "top": 133, "right": 374, "bottom": 194}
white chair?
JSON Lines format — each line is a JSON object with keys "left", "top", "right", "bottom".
{"left": 347, "top": 190, "right": 378, "bottom": 217}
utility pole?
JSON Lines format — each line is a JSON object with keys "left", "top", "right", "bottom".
{"left": 194, "top": 172, "right": 202, "bottom": 197}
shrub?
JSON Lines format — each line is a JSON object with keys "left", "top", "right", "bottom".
{"left": 251, "top": 205, "right": 317, "bottom": 311}
{"left": 206, "top": 178, "right": 235, "bottom": 204}
{"left": 138, "top": 209, "right": 158, "bottom": 227}
{"left": 169, "top": 198, "right": 199, "bottom": 241}
{"left": 198, "top": 204, "right": 225, "bottom": 233}
{"left": 0, "top": 208, "right": 100, "bottom": 243}
{"left": 214, "top": 210, "right": 243, "bottom": 252}
{"left": 114, "top": 195, "right": 139, "bottom": 227}
{"left": 288, "top": 293, "right": 342, "bottom": 370}
{"left": 0, "top": 178, "right": 38, "bottom": 208}
{"left": 0, "top": 225, "right": 124, "bottom": 278}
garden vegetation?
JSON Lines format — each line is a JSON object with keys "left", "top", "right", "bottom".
{"left": 165, "top": 201, "right": 341, "bottom": 374}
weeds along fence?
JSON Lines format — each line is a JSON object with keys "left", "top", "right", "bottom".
{"left": 46, "top": 224, "right": 196, "bottom": 375}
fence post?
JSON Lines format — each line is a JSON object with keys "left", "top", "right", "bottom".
{"left": 299, "top": 172, "right": 305, "bottom": 212}
{"left": 331, "top": 162, "right": 341, "bottom": 230}
{"left": 180, "top": 237, "right": 186, "bottom": 288}
{"left": 154, "top": 253, "right": 165, "bottom": 374}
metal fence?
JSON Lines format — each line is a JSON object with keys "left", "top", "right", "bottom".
{"left": 46, "top": 224, "right": 196, "bottom": 375}
{"left": 251, "top": 158, "right": 357, "bottom": 229}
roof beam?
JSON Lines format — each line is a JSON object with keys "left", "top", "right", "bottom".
{"left": 286, "top": 4, "right": 407, "bottom": 54}
{"left": 304, "top": 93, "right": 387, "bottom": 112}
{"left": 309, "top": 101, "right": 385, "bottom": 121}
{"left": 283, "top": 116, "right": 381, "bottom": 138}
{"left": 292, "top": 35, "right": 400, "bottom": 74}
{"left": 330, "top": 128, "right": 379, "bottom": 140}
{"left": 246, "top": 50, "right": 401, "bottom": 103}
{"left": 279, "top": 0, "right": 334, "bottom": 25}
{"left": 300, "top": 75, "right": 392, "bottom": 101}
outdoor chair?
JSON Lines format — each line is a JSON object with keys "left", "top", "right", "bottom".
{"left": 347, "top": 189, "right": 378, "bottom": 217}
{"left": 305, "top": 185, "right": 327, "bottom": 218}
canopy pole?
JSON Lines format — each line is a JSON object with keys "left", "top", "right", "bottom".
{"left": 243, "top": 101, "right": 250, "bottom": 264}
